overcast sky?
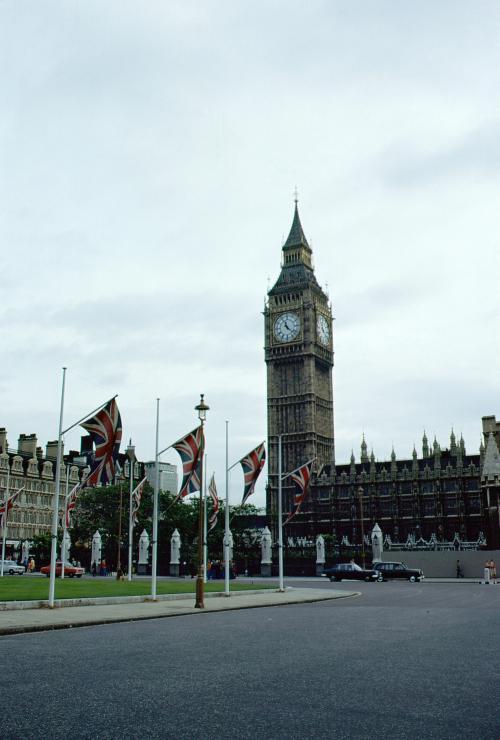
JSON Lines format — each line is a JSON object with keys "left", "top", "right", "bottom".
{"left": 1, "top": 1, "right": 499, "bottom": 508}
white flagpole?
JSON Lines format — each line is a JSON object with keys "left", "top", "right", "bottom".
{"left": 151, "top": 398, "right": 160, "bottom": 600}
{"left": 49, "top": 367, "right": 67, "bottom": 608}
{"left": 60, "top": 465, "right": 70, "bottom": 580}
{"left": 278, "top": 434, "right": 284, "bottom": 592}
{"left": 224, "top": 420, "right": 230, "bottom": 596}
{"left": 203, "top": 454, "right": 208, "bottom": 583}
{"left": 127, "top": 442, "right": 135, "bottom": 582}
{"left": 1, "top": 465, "right": 10, "bottom": 577}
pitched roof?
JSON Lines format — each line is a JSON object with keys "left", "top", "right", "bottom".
{"left": 283, "top": 203, "right": 310, "bottom": 250}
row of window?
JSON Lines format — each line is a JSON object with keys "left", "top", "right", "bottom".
{"left": 336, "top": 495, "right": 481, "bottom": 518}
{"left": 336, "top": 480, "right": 479, "bottom": 497}
{"left": 9, "top": 511, "right": 51, "bottom": 525}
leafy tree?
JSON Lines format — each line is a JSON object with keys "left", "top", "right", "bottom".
{"left": 30, "top": 533, "right": 52, "bottom": 568}
{"left": 68, "top": 483, "right": 265, "bottom": 575}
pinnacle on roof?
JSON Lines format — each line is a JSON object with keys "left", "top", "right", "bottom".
{"left": 482, "top": 433, "right": 500, "bottom": 481}
{"left": 283, "top": 201, "right": 310, "bottom": 250}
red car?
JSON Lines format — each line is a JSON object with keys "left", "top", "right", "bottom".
{"left": 40, "top": 562, "right": 85, "bottom": 578}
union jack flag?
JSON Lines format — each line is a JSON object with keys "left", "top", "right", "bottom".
{"left": 240, "top": 442, "right": 266, "bottom": 505}
{"left": 81, "top": 398, "right": 122, "bottom": 487}
{"left": 208, "top": 474, "right": 219, "bottom": 532}
{"left": 131, "top": 477, "right": 147, "bottom": 526}
{"left": 65, "top": 482, "right": 81, "bottom": 528}
{"left": 0, "top": 486, "right": 24, "bottom": 529}
{"left": 283, "top": 460, "right": 314, "bottom": 526}
{"left": 173, "top": 425, "right": 204, "bottom": 499}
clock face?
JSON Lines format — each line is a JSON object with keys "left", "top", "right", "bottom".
{"left": 317, "top": 314, "right": 330, "bottom": 345}
{"left": 274, "top": 312, "right": 300, "bottom": 343}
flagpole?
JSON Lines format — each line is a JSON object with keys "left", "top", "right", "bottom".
{"left": 49, "top": 366, "right": 67, "bottom": 608}
{"left": 127, "top": 440, "right": 135, "bottom": 582}
{"left": 151, "top": 399, "right": 160, "bottom": 600}
{"left": 278, "top": 434, "right": 284, "bottom": 592}
{"left": 61, "top": 394, "right": 118, "bottom": 435}
{"left": 61, "top": 465, "right": 70, "bottom": 580}
{"left": 224, "top": 420, "right": 230, "bottom": 596}
{"left": 0, "top": 465, "right": 10, "bottom": 577}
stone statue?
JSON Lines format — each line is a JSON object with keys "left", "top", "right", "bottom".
{"left": 315, "top": 534, "right": 326, "bottom": 576}
{"left": 139, "top": 530, "right": 149, "bottom": 564}
{"left": 61, "top": 530, "right": 71, "bottom": 564}
{"left": 316, "top": 535, "right": 325, "bottom": 564}
{"left": 91, "top": 530, "right": 102, "bottom": 568}
{"left": 260, "top": 526, "right": 272, "bottom": 577}
{"left": 170, "top": 529, "right": 181, "bottom": 577}
{"left": 170, "top": 528, "right": 181, "bottom": 565}
{"left": 138, "top": 529, "right": 150, "bottom": 575}
{"left": 21, "top": 540, "right": 30, "bottom": 563}
{"left": 371, "top": 523, "right": 383, "bottom": 563}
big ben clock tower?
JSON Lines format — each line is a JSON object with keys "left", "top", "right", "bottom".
{"left": 265, "top": 200, "right": 335, "bottom": 527}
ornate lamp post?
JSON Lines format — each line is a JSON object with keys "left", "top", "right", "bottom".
{"left": 126, "top": 439, "right": 136, "bottom": 581}
{"left": 195, "top": 394, "right": 209, "bottom": 609}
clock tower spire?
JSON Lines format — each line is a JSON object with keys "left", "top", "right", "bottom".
{"left": 264, "top": 202, "right": 335, "bottom": 531}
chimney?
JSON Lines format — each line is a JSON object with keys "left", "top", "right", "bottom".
{"left": 0, "top": 428, "right": 7, "bottom": 454}
{"left": 18, "top": 433, "right": 37, "bottom": 458}
{"left": 80, "top": 435, "right": 93, "bottom": 454}
{"left": 46, "top": 440, "right": 62, "bottom": 460}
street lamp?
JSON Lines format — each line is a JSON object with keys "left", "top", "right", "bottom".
{"left": 126, "top": 439, "right": 136, "bottom": 582}
{"left": 358, "top": 486, "right": 366, "bottom": 568}
{"left": 195, "top": 394, "right": 209, "bottom": 608}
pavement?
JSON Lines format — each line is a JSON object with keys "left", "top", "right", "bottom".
{"left": 0, "top": 587, "right": 358, "bottom": 636}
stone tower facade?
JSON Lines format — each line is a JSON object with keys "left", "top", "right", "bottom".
{"left": 264, "top": 202, "right": 334, "bottom": 522}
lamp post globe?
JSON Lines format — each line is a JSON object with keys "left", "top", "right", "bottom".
{"left": 195, "top": 394, "right": 209, "bottom": 608}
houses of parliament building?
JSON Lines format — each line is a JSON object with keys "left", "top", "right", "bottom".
{"left": 265, "top": 203, "right": 500, "bottom": 550}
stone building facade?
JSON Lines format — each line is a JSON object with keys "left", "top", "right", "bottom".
{"left": 264, "top": 207, "right": 500, "bottom": 550}
{"left": 0, "top": 428, "right": 145, "bottom": 552}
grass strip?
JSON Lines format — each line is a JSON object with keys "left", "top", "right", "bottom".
{"left": 0, "top": 576, "right": 273, "bottom": 602}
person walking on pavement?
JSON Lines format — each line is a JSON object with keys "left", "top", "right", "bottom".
{"left": 456, "top": 560, "right": 464, "bottom": 578}
{"left": 488, "top": 559, "right": 497, "bottom": 585}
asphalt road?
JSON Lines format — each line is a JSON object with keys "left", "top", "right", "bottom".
{"left": 1, "top": 582, "right": 498, "bottom": 740}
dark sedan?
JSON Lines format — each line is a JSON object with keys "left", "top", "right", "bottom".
{"left": 322, "top": 563, "right": 379, "bottom": 582}
{"left": 373, "top": 561, "right": 424, "bottom": 582}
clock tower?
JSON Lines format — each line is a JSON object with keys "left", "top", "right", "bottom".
{"left": 264, "top": 201, "right": 335, "bottom": 527}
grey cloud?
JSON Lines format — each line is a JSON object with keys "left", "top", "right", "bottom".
{"left": 382, "top": 122, "right": 500, "bottom": 188}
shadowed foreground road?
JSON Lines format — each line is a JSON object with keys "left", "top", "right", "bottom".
{"left": 1, "top": 582, "right": 498, "bottom": 740}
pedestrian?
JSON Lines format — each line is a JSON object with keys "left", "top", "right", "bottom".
{"left": 91, "top": 561, "right": 97, "bottom": 577}
{"left": 189, "top": 561, "right": 196, "bottom": 579}
{"left": 484, "top": 560, "right": 491, "bottom": 584}
{"left": 29, "top": 557, "right": 35, "bottom": 573}
{"left": 489, "top": 559, "right": 497, "bottom": 585}
{"left": 207, "top": 560, "right": 213, "bottom": 581}
{"left": 456, "top": 560, "right": 464, "bottom": 578}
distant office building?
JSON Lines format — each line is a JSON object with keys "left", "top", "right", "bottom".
{"left": 145, "top": 461, "right": 178, "bottom": 495}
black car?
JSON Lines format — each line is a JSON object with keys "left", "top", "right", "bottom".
{"left": 322, "top": 563, "right": 379, "bottom": 582}
{"left": 373, "top": 561, "right": 424, "bottom": 582}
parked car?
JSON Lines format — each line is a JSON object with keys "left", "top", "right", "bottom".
{"left": 40, "top": 562, "right": 85, "bottom": 578}
{"left": 0, "top": 560, "right": 25, "bottom": 575}
{"left": 373, "top": 561, "right": 424, "bottom": 582}
{"left": 322, "top": 563, "right": 379, "bottom": 582}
